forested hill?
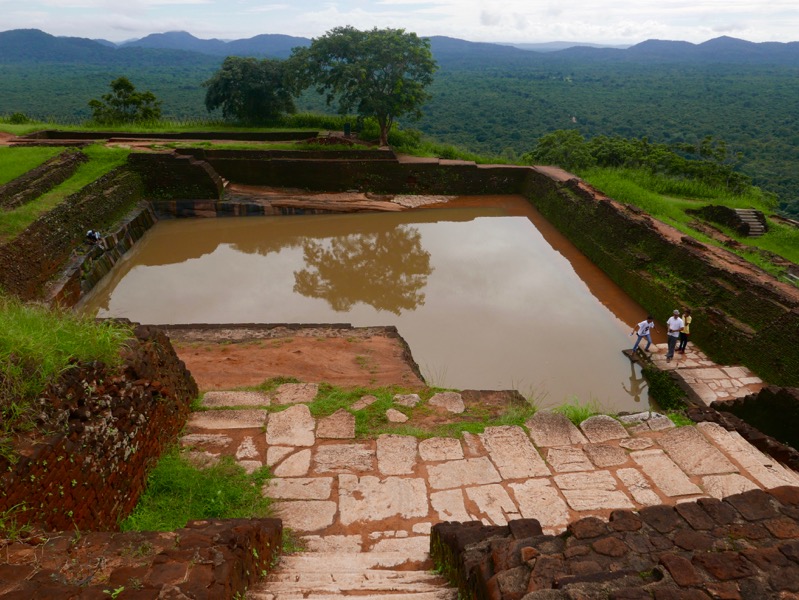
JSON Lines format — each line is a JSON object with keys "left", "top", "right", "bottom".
{"left": 3, "top": 29, "right": 799, "bottom": 66}
{"left": 1, "top": 28, "right": 798, "bottom": 217}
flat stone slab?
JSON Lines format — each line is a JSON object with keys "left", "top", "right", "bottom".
{"left": 553, "top": 471, "right": 635, "bottom": 511}
{"left": 316, "top": 408, "right": 356, "bottom": 439}
{"left": 265, "top": 477, "right": 333, "bottom": 500}
{"left": 266, "top": 446, "right": 294, "bottom": 467}
{"left": 658, "top": 425, "right": 737, "bottom": 476}
{"left": 419, "top": 437, "right": 464, "bottom": 462}
{"left": 584, "top": 444, "right": 629, "bottom": 468}
{"left": 313, "top": 444, "right": 374, "bottom": 473}
{"left": 237, "top": 460, "right": 262, "bottom": 474}
{"left": 187, "top": 409, "right": 267, "bottom": 430}
{"left": 352, "top": 395, "right": 378, "bottom": 410}
{"left": 617, "top": 468, "right": 663, "bottom": 506}
{"left": 697, "top": 422, "right": 799, "bottom": 489}
{"left": 180, "top": 433, "right": 233, "bottom": 449}
{"left": 619, "top": 438, "right": 654, "bottom": 451}
{"left": 431, "top": 489, "right": 473, "bottom": 522}
{"left": 465, "top": 484, "right": 519, "bottom": 525}
{"left": 428, "top": 391, "right": 465, "bottom": 414}
{"left": 273, "top": 449, "right": 311, "bottom": 477}
{"left": 302, "top": 535, "right": 362, "bottom": 553}
{"left": 631, "top": 449, "right": 703, "bottom": 497}
{"left": 235, "top": 436, "right": 260, "bottom": 460}
{"left": 272, "top": 383, "right": 319, "bottom": 405}
{"left": 702, "top": 474, "right": 759, "bottom": 499}
{"left": 201, "top": 390, "right": 271, "bottom": 408}
{"left": 580, "top": 415, "right": 629, "bottom": 443}
{"left": 526, "top": 412, "right": 588, "bottom": 447}
{"left": 338, "top": 475, "right": 429, "bottom": 525}
{"left": 386, "top": 408, "right": 409, "bottom": 423}
{"left": 546, "top": 447, "right": 594, "bottom": 473}
{"left": 368, "top": 536, "right": 430, "bottom": 558}
{"left": 427, "top": 457, "right": 502, "bottom": 490}
{"left": 274, "top": 500, "right": 337, "bottom": 532}
{"left": 393, "top": 393, "right": 421, "bottom": 408}
{"left": 480, "top": 426, "right": 549, "bottom": 479}
{"left": 266, "top": 405, "right": 316, "bottom": 446}
{"left": 376, "top": 435, "right": 418, "bottom": 475}
{"left": 509, "top": 479, "right": 570, "bottom": 530}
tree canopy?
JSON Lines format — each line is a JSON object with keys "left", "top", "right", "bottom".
{"left": 87, "top": 77, "right": 161, "bottom": 124}
{"left": 203, "top": 56, "right": 296, "bottom": 124}
{"left": 291, "top": 26, "right": 437, "bottom": 146}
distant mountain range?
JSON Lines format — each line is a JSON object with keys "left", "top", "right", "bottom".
{"left": 1, "top": 29, "right": 798, "bottom": 66}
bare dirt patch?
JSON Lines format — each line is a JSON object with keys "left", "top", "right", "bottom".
{"left": 167, "top": 325, "right": 426, "bottom": 391}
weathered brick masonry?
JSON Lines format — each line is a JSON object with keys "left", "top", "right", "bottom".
{"left": 0, "top": 325, "right": 198, "bottom": 531}
{"left": 0, "top": 148, "right": 88, "bottom": 210}
{"left": 431, "top": 487, "right": 799, "bottom": 599}
{"left": 520, "top": 172, "right": 799, "bottom": 387}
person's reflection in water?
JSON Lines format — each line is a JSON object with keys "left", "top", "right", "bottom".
{"left": 622, "top": 362, "right": 648, "bottom": 403}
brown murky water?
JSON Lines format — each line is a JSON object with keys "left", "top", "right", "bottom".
{"left": 80, "top": 196, "right": 659, "bottom": 412}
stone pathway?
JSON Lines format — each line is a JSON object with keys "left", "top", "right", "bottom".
{"left": 632, "top": 344, "right": 764, "bottom": 405}
{"left": 180, "top": 385, "right": 799, "bottom": 599}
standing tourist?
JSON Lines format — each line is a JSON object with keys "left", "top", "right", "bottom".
{"left": 678, "top": 308, "right": 692, "bottom": 353}
{"left": 665, "top": 309, "right": 684, "bottom": 362}
{"left": 631, "top": 315, "right": 655, "bottom": 353}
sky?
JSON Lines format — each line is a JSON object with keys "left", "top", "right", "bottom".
{"left": 2, "top": 0, "right": 798, "bottom": 46}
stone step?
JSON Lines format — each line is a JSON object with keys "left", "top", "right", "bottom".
{"left": 274, "top": 551, "right": 429, "bottom": 572}
{"left": 248, "top": 591, "right": 456, "bottom": 600}
{"left": 263, "top": 570, "right": 451, "bottom": 594}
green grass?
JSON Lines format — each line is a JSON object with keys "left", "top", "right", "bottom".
{"left": 552, "top": 398, "right": 603, "bottom": 425}
{"left": 580, "top": 167, "right": 799, "bottom": 278}
{"left": 0, "top": 293, "right": 133, "bottom": 458}
{"left": 120, "top": 448, "right": 271, "bottom": 531}
{"left": 0, "top": 147, "right": 63, "bottom": 185}
{"left": 0, "top": 144, "right": 130, "bottom": 242}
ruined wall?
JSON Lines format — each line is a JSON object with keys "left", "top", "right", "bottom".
{"left": 0, "top": 325, "right": 198, "bottom": 531}
{"left": 0, "top": 518, "right": 282, "bottom": 599}
{"left": 202, "top": 156, "right": 529, "bottom": 195}
{"left": 127, "top": 152, "right": 223, "bottom": 200}
{"left": 0, "top": 167, "right": 144, "bottom": 300}
{"left": 432, "top": 487, "right": 799, "bottom": 599}
{"left": 521, "top": 170, "right": 799, "bottom": 387}
{"left": 713, "top": 386, "right": 799, "bottom": 451}
{"left": 0, "top": 149, "right": 88, "bottom": 210}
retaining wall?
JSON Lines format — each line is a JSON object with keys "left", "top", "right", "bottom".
{"left": 127, "top": 152, "right": 223, "bottom": 200}
{"left": 521, "top": 171, "right": 799, "bottom": 387}
{"left": 0, "top": 167, "right": 144, "bottom": 300}
{"left": 0, "top": 325, "right": 198, "bottom": 531}
{"left": 0, "top": 149, "right": 88, "bottom": 210}
{"left": 22, "top": 130, "right": 317, "bottom": 141}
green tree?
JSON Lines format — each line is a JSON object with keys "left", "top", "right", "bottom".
{"left": 88, "top": 77, "right": 161, "bottom": 124}
{"left": 522, "top": 130, "right": 595, "bottom": 170}
{"left": 291, "top": 26, "right": 437, "bottom": 146}
{"left": 203, "top": 56, "right": 296, "bottom": 124}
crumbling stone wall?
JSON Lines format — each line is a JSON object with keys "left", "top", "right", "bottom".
{"left": 521, "top": 171, "right": 799, "bottom": 387}
{"left": 0, "top": 325, "right": 198, "bottom": 531}
{"left": 127, "top": 152, "right": 223, "bottom": 200}
{"left": 431, "top": 487, "right": 799, "bottom": 599}
{"left": 0, "top": 518, "right": 282, "bottom": 599}
{"left": 0, "top": 149, "right": 88, "bottom": 210}
{"left": 0, "top": 167, "right": 144, "bottom": 300}
{"left": 711, "top": 386, "right": 799, "bottom": 452}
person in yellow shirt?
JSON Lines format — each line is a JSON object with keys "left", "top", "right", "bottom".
{"left": 678, "top": 308, "right": 692, "bottom": 353}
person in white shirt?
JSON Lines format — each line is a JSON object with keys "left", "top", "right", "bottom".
{"left": 665, "top": 309, "right": 684, "bottom": 362}
{"left": 631, "top": 315, "right": 655, "bottom": 353}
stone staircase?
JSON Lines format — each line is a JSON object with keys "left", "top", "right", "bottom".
{"left": 734, "top": 208, "right": 767, "bottom": 237}
{"left": 247, "top": 550, "right": 457, "bottom": 599}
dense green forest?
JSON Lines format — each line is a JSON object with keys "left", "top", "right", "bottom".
{"left": 1, "top": 31, "right": 798, "bottom": 217}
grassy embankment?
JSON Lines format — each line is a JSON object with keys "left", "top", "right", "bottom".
{"left": 580, "top": 167, "right": 799, "bottom": 279}
{"left": 0, "top": 144, "right": 131, "bottom": 243}
{"left": 0, "top": 293, "right": 133, "bottom": 461}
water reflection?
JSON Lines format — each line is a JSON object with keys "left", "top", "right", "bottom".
{"left": 294, "top": 226, "right": 432, "bottom": 314}
{"left": 622, "top": 361, "right": 649, "bottom": 405}
{"left": 78, "top": 201, "right": 655, "bottom": 412}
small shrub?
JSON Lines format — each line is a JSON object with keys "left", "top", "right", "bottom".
{"left": 641, "top": 365, "right": 688, "bottom": 411}
{"left": 8, "top": 112, "right": 30, "bottom": 124}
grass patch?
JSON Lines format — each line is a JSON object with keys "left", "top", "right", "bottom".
{"left": 641, "top": 364, "right": 688, "bottom": 412}
{"left": 580, "top": 166, "right": 799, "bottom": 279}
{"left": 0, "top": 294, "right": 133, "bottom": 458}
{"left": 120, "top": 449, "right": 271, "bottom": 531}
{"left": 0, "top": 146, "right": 63, "bottom": 185}
{"left": 0, "top": 144, "right": 130, "bottom": 242}
{"left": 666, "top": 411, "right": 695, "bottom": 427}
{"left": 552, "top": 398, "right": 603, "bottom": 425}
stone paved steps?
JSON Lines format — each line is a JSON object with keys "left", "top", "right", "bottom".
{"left": 247, "top": 552, "right": 457, "bottom": 599}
